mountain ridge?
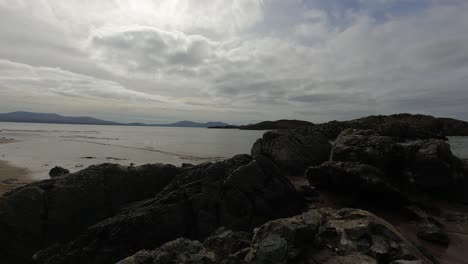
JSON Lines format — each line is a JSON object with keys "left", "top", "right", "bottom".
{"left": 0, "top": 111, "right": 229, "bottom": 128}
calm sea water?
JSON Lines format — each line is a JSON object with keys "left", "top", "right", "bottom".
{"left": 0, "top": 122, "right": 467, "bottom": 180}
{"left": 0, "top": 122, "right": 265, "bottom": 180}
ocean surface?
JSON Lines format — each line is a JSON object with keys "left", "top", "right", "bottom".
{"left": 0, "top": 122, "right": 265, "bottom": 180}
{"left": 1, "top": 122, "right": 467, "bottom": 180}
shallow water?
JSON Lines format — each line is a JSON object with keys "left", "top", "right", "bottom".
{"left": 448, "top": 136, "right": 468, "bottom": 160}
{"left": 1, "top": 123, "right": 467, "bottom": 181}
{"left": 0, "top": 122, "right": 265, "bottom": 180}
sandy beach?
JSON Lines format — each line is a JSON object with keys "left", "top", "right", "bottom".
{"left": 0, "top": 139, "right": 32, "bottom": 196}
{"left": 0, "top": 160, "right": 31, "bottom": 196}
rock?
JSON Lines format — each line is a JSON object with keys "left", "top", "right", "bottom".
{"left": 404, "top": 139, "right": 466, "bottom": 198}
{"left": 2, "top": 178, "right": 18, "bottom": 184}
{"left": 0, "top": 163, "right": 181, "bottom": 264}
{"left": 293, "top": 114, "right": 455, "bottom": 141}
{"left": 48, "top": 166, "right": 69, "bottom": 178}
{"left": 306, "top": 161, "right": 407, "bottom": 207}
{"left": 251, "top": 130, "right": 331, "bottom": 174}
{"left": 118, "top": 228, "right": 251, "bottom": 264}
{"left": 245, "top": 208, "right": 432, "bottom": 264}
{"left": 121, "top": 208, "right": 432, "bottom": 264}
{"left": 331, "top": 129, "right": 406, "bottom": 173}
{"left": 297, "top": 185, "right": 319, "bottom": 198}
{"left": 329, "top": 129, "right": 468, "bottom": 203}
{"left": 416, "top": 222, "right": 450, "bottom": 245}
{"left": 294, "top": 121, "right": 351, "bottom": 140}
{"left": 117, "top": 238, "right": 215, "bottom": 264}
{"left": 182, "top": 163, "right": 195, "bottom": 168}
{"left": 203, "top": 228, "right": 251, "bottom": 262}
{"left": 34, "top": 155, "right": 304, "bottom": 264}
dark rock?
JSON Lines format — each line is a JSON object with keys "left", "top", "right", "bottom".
{"left": 245, "top": 208, "right": 432, "bottom": 264}
{"left": 118, "top": 228, "right": 251, "bottom": 264}
{"left": 306, "top": 161, "right": 407, "bottom": 207}
{"left": 48, "top": 166, "right": 69, "bottom": 178}
{"left": 251, "top": 130, "right": 331, "bottom": 175}
{"left": 331, "top": 129, "right": 406, "bottom": 173}
{"left": 0, "top": 163, "right": 181, "bottom": 264}
{"left": 416, "top": 222, "right": 450, "bottom": 245}
{"left": 294, "top": 120, "right": 352, "bottom": 140}
{"left": 238, "top": 119, "right": 313, "bottom": 130}
{"left": 117, "top": 238, "right": 215, "bottom": 264}
{"left": 203, "top": 228, "right": 251, "bottom": 262}
{"left": 2, "top": 178, "right": 18, "bottom": 184}
{"left": 116, "top": 208, "right": 432, "bottom": 264}
{"left": 182, "top": 163, "right": 195, "bottom": 168}
{"left": 34, "top": 155, "right": 304, "bottom": 264}
{"left": 293, "top": 114, "right": 456, "bottom": 141}
{"left": 404, "top": 140, "right": 466, "bottom": 198}
{"left": 297, "top": 185, "right": 319, "bottom": 198}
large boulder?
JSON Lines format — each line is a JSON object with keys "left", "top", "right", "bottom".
{"left": 331, "top": 129, "right": 406, "bottom": 173}
{"left": 404, "top": 139, "right": 466, "bottom": 197}
{"left": 306, "top": 161, "right": 407, "bottom": 207}
{"left": 329, "top": 129, "right": 467, "bottom": 202}
{"left": 117, "top": 238, "right": 215, "bottom": 264}
{"left": 416, "top": 222, "right": 450, "bottom": 246}
{"left": 34, "top": 155, "right": 304, "bottom": 264}
{"left": 0, "top": 163, "right": 181, "bottom": 264}
{"left": 102, "top": 208, "right": 435, "bottom": 264}
{"left": 117, "top": 228, "right": 252, "bottom": 264}
{"left": 246, "top": 208, "right": 433, "bottom": 264}
{"left": 251, "top": 130, "right": 331, "bottom": 175}
{"left": 48, "top": 166, "right": 69, "bottom": 178}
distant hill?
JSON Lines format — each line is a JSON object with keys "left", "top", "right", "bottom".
{"left": 159, "top": 121, "right": 229, "bottom": 128}
{"left": 209, "top": 119, "right": 313, "bottom": 130}
{"left": 0, "top": 111, "right": 121, "bottom": 125}
{"left": 240, "top": 120, "right": 313, "bottom": 130}
{"left": 0, "top": 111, "right": 230, "bottom": 128}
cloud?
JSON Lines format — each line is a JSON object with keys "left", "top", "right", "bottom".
{"left": 0, "top": 0, "right": 467, "bottom": 123}
{"left": 0, "top": 59, "right": 169, "bottom": 103}
{"left": 88, "top": 26, "right": 217, "bottom": 77}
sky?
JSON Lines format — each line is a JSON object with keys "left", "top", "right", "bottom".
{"left": 0, "top": 0, "right": 467, "bottom": 124}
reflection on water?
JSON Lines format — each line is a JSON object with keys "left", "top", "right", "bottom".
{"left": 448, "top": 136, "right": 468, "bottom": 160}
{"left": 0, "top": 122, "right": 265, "bottom": 180}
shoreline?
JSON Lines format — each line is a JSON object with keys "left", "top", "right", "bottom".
{"left": 0, "top": 160, "right": 32, "bottom": 196}
{"left": 0, "top": 138, "right": 17, "bottom": 144}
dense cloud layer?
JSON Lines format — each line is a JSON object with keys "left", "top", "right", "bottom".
{"left": 0, "top": 0, "right": 467, "bottom": 123}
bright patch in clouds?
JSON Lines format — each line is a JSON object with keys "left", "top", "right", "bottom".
{"left": 0, "top": 0, "right": 467, "bottom": 123}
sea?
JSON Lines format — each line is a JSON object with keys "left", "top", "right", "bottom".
{"left": 0, "top": 122, "right": 265, "bottom": 180}
{"left": 0, "top": 122, "right": 467, "bottom": 180}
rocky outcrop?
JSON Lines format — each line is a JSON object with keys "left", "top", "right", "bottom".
{"left": 323, "top": 129, "right": 468, "bottom": 202}
{"left": 48, "top": 166, "right": 69, "bottom": 178}
{"left": 239, "top": 119, "right": 313, "bottom": 130}
{"left": 0, "top": 163, "right": 181, "bottom": 264}
{"left": 404, "top": 139, "right": 466, "bottom": 197}
{"left": 416, "top": 222, "right": 450, "bottom": 245}
{"left": 251, "top": 130, "right": 331, "bottom": 175}
{"left": 247, "top": 208, "right": 432, "bottom": 264}
{"left": 117, "top": 208, "right": 433, "bottom": 264}
{"left": 306, "top": 161, "right": 407, "bottom": 207}
{"left": 331, "top": 129, "right": 406, "bottom": 173}
{"left": 117, "top": 238, "right": 216, "bottom": 264}
{"left": 293, "top": 113, "right": 465, "bottom": 141}
{"left": 34, "top": 155, "right": 304, "bottom": 264}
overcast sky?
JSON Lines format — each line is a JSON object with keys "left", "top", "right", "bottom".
{"left": 0, "top": 0, "right": 467, "bottom": 124}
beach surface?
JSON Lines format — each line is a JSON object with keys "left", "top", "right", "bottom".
{"left": 0, "top": 140, "right": 31, "bottom": 196}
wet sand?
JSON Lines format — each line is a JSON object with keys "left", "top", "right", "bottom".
{"left": 1, "top": 139, "right": 32, "bottom": 196}
{"left": 0, "top": 138, "right": 17, "bottom": 144}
